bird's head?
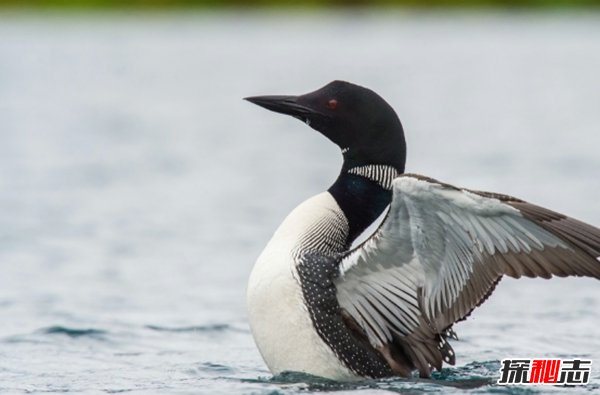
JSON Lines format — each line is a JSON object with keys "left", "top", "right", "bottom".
{"left": 245, "top": 80, "right": 406, "bottom": 172}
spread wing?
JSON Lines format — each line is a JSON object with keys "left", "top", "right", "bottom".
{"left": 334, "top": 174, "right": 600, "bottom": 377}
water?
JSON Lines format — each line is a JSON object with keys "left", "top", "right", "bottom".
{"left": 0, "top": 10, "right": 599, "bottom": 394}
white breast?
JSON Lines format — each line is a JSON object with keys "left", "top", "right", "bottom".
{"left": 246, "top": 192, "right": 358, "bottom": 380}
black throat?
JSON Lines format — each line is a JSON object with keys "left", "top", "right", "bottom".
{"left": 328, "top": 162, "right": 400, "bottom": 244}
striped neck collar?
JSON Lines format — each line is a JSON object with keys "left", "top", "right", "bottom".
{"left": 346, "top": 164, "right": 400, "bottom": 190}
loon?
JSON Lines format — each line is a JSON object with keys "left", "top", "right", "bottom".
{"left": 245, "top": 80, "right": 600, "bottom": 380}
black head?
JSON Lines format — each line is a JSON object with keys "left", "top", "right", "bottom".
{"left": 245, "top": 80, "right": 406, "bottom": 172}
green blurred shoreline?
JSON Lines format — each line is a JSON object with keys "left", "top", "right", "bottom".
{"left": 1, "top": 0, "right": 599, "bottom": 10}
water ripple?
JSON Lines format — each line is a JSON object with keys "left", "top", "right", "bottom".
{"left": 197, "top": 362, "right": 235, "bottom": 374}
{"left": 244, "top": 370, "right": 494, "bottom": 393}
{"left": 39, "top": 326, "right": 109, "bottom": 339}
{"left": 145, "top": 323, "right": 247, "bottom": 334}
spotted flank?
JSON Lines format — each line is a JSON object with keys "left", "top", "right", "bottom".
{"left": 445, "top": 327, "right": 459, "bottom": 340}
{"left": 437, "top": 333, "right": 456, "bottom": 365}
{"left": 296, "top": 254, "right": 393, "bottom": 378}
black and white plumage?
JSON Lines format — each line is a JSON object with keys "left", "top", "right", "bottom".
{"left": 245, "top": 81, "right": 600, "bottom": 380}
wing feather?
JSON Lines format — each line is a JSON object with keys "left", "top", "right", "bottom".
{"left": 334, "top": 174, "right": 600, "bottom": 377}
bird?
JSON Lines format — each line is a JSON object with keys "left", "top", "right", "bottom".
{"left": 244, "top": 80, "right": 600, "bottom": 380}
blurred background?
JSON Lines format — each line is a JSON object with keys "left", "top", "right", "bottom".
{"left": 1, "top": 0, "right": 600, "bottom": 7}
{"left": 0, "top": 1, "right": 599, "bottom": 394}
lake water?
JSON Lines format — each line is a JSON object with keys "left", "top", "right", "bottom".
{"left": 0, "top": 9, "right": 599, "bottom": 394}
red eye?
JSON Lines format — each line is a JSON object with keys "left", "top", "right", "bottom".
{"left": 327, "top": 99, "right": 338, "bottom": 109}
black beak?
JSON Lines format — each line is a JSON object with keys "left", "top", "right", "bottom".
{"left": 244, "top": 95, "right": 315, "bottom": 119}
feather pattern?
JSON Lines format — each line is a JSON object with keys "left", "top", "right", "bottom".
{"left": 347, "top": 165, "right": 399, "bottom": 190}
